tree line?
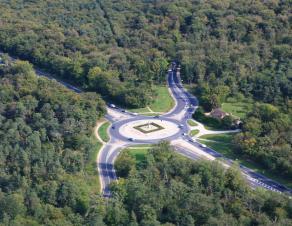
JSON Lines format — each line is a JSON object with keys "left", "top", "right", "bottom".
{"left": 234, "top": 103, "right": 292, "bottom": 178}
{"left": 0, "top": 62, "right": 291, "bottom": 225}
{"left": 1, "top": 1, "right": 289, "bottom": 110}
{"left": 0, "top": 62, "right": 106, "bottom": 225}
{"left": 110, "top": 142, "right": 292, "bottom": 225}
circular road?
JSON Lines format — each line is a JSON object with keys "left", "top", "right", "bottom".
{"left": 110, "top": 116, "right": 187, "bottom": 144}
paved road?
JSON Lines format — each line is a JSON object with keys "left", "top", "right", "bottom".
{"left": 100, "top": 69, "right": 292, "bottom": 196}
{"left": 1, "top": 51, "right": 291, "bottom": 196}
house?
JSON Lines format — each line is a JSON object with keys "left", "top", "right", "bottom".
{"left": 209, "top": 108, "right": 229, "bottom": 119}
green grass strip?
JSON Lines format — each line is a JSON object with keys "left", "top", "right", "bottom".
{"left": 98, "top": 121, "right": 110, "bottom": 142}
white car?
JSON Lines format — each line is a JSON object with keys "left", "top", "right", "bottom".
{"left": 109, "top": 104, "right": 116, "bottom": 108}
{"left": 132, "top": 112, "right": 138, "bottom": 116}
{"left": 168, "top": 69, "right": 172, "bottom": 72}
{"left": 200, "top": 144, "right": 207, "bottom": 148}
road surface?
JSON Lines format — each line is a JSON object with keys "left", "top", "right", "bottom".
{"left": 1, "top": 51, "right": 291, "bottom": 196}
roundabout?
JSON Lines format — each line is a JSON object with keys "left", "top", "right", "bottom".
{"left": 117, "top": 118, "right": 181, "bottom": 141}
{"left": 2, "top": 50, "right": 290, "bottom": 198}
{"left": 110, "top": 116, "right": 186, "bottom": 143}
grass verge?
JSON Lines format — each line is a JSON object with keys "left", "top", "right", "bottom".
{"left": 187, "top": 119, "right": 198, "bottom": 126}
{"left": 189, "top": 129, "right": 199, "bottom": 137}
{"left": 199, "top": 133, "right": 234, "bottom": 143}
{"left": 98, "top": 121, "right": 110, "bottom": 142}
{"left": 199, "top": 136, "right": 292, "bottom": 189}
{"left": 83, "top": 136, "right": 102, "bottom": 194}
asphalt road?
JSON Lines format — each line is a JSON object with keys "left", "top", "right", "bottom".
{"left": 1, "top": 51, "right": 291, "bottom": 196}
{"left": 100, "top": 69, "right": 292, "bottom": 196}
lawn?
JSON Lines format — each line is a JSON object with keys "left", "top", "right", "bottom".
{"left": 125, "top": 147, "right": 151, "bottom": 164}
{"left": 187, "top": 119, "right": 198, "bottom": 126}
{"left": 128, "top": 85, "right": 174, "bottom": 114}
{"left": 189, "top": 129, "right": 199, "bottom": 137}
{"left": 150, "top": 85, "right": 174, "bottom": 112}
{"left": 222, "top": 101, "right": 253, "bottom": 119}
{"left": 199, "top": 133, "right": 235, "bottom": 143}
{"left": 199, "top": 136, "right": 292, "bottom": 189}
{"left": 98, "top": 121, "right": 110, "bottom": 142}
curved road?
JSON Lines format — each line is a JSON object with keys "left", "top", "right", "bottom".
{"left": 1, "top": 51, "right": 291, "bottom": 196}
{"left": 99, "top": 68, "right": 292, "bottom": 196}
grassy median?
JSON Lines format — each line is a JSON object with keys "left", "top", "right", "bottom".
{"left": 98, "top": 121, "right": 110, "bottom": 142}
{"left": 187, "top": 119, "right": 198, "bottom": 126}
{"left": 189, "top": 129, "right": 199, "bottom": 137}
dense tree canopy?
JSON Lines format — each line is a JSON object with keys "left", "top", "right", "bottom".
{"left": 234, "top": 103, "right": 292, "bottom": 178}
{"left": 0, "top": 62, "right": 106, "bottom": 225}
{"left": 0, "top": 0, "right": 290, "bottom": 108}
{"left": 111, "top": 142, "right": 292, "bottom": 225}
{"left": 0, "top": 0, "right": 291, "bottom": 225}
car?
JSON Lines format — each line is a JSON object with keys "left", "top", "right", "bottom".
{"left": 132, "top": 112, "right": 138, "bottom": 116}
{"left": 189, "top": 138, "right": 194, "bottom": 143}
{"left": 109, "top": 104, "right": 116, "bottom": 108}
{"left": 168, "top": 69, "right": 172, "bottom": 72}
{"left": 182, "top": 133, "right": 187, "bottom": 136}
{"left": 200, "top": 144, "right": 207, "bottom": 148}
{"left": 112, "top": 126, "right": 115, "bottom": 129}
{"left": 179, "top": 124, "right": 184, "bottom": 128}
{"left": 154, "top": 115, "right": 160, "bottom": 118}
{"left": 121, "top": 109, "right": 126, "bottom": 113}
{"left": 128, "top": 138, "right": 135, "bottom": 141}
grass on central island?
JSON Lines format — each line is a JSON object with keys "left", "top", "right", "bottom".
{"left": 134, "top": 122, "right": 164, "bottom": 134}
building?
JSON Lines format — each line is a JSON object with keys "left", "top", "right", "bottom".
{"left": 209, "top": 108, "right": 229, "bottom": 119}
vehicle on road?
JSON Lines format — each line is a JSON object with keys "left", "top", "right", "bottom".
{"left": 128, "top": 138, "right": 135, "bottom": 141}
{"left": 179, "top": 124, "right": 184, "bottom": 128}
{"left": 112, "top": 126, "right": 115, "bottom": 129}
{"left": 132, "top": 112, "right": 138, "bottom": 116}
{"left": 154, "top": 115, "right": 160, "bottom": 118}
{"left": 182, "top": 133, "right": 187, "bottom": 136}
{"left": 109, "top": 104, "right": 116, "bottom": 108}
{"left": 200, "top": 144, "right": 207, "bottom": 148}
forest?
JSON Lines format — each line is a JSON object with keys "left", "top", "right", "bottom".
{"left": 0, "top": 0, "right": 291, "bottom": 225}
{"left": 1, "top": 61, "right": 290, "bottom": 225}
{"left": 0, "top": 0, "right": 290, "bottom": 109}
{"left": 0, "top": 62, "right": 106, "bottom": 225}
{"left": 111, "top": 142, "right": 292, "bottom": 226}
{"left": 234, "top": 103, "right": 292, "bottom": 178}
